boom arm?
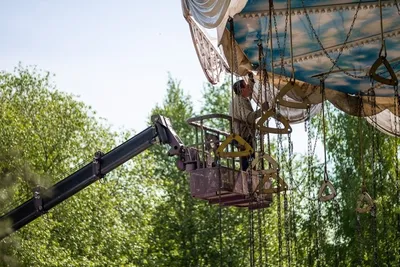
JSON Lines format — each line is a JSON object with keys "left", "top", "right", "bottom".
{"left": 0, "top": 115, "right": 184, "bottom": 240}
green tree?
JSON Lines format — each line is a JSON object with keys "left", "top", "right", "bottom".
{"left": 144, "top": 76, "right": 252, "bottom": 267}
{"left": 0, "top": 65, "right": 158, "bottom": 266}
{"left": 326, "top": 107, "right": 400, "bottom": 266}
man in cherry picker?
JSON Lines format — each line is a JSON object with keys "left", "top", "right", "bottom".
{"left": 229, "top": 73, "right": 268, "bottom": 171}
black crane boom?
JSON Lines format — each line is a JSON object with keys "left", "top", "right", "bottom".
{"left": 0, "top": 115, "right": 184, "bottom": 240}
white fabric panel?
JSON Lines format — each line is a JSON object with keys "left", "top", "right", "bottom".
{"left": 366, "top": 110, "right": 400, "bottom": 137}
{"left": 182, "top": 0, "right": 232, "bottom": 29}
{"left": 216, "top": 0, "right": 248, "bottom": 43}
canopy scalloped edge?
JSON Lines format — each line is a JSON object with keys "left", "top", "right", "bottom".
{"left": 184, "top": 15, "right": 229, "bottom": 84}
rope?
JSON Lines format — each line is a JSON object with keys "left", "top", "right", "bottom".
{"left": 229, "top": 18, "right": 235, "bottom": 135}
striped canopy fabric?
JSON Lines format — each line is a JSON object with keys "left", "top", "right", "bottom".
{"left": 183, "top": 0, "right": 400, "bottom": 136}
{"left": 233, "top": 0, "right": 400, "bottom": 97}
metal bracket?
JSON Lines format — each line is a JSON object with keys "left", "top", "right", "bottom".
{"left": 33, "top": 186, "right": 46, "bottom": 214}
{"left": 93, "top": 151, "right": 105, "bottom": 179}
{"left": 152, "top": 115, "right": 184, "bottom": 156}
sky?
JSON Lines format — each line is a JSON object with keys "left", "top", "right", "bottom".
{"left": 0, "top": 0, "right": 317, "bottom": 156}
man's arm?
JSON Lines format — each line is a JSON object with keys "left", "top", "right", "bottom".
{"left": 246, "top": 102, "right": 269, "bottom": 123}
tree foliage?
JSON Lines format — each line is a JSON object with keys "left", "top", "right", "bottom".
{"left": 1, "top": 66, "right": 399, "bottom": 267}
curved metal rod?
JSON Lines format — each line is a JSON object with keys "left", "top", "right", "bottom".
{"left": 187, "top": 113, "right": 236, "bottom": 137}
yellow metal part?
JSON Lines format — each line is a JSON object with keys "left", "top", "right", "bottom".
{"left": 318, "top": 180, "right": 337, "bottom": 202}
{"left": 257, "top": 173, "right": 288, "bottom": 194}
{"left": 369, "top": 56, "right": 398, "bottom": 86}
{"left": 356, "top": 192, "right": 374, "bottom": 214}
{"left": 276, "top": 80, "right": 311, "bottom": 109}
{"left": 257, "top": 109, "right": 292, "bottom": 135}
{"left": 250, "top": 153, "right": 279, "bottom": 175}
{"left": 215, "top": 133, "right": 254, "bottom": 158}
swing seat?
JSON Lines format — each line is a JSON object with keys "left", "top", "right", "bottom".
{"left": 257, "top": 109, "right": 292, "bottom": 135}
{"left": 356, "top": 191, "right": 374, "bottom": 213}
{"left": 318, "top": 180, "right": 336, "bottom": 202}
{"left": 369, "top": 56, "right": 398, "bottom": 86}
{"left": 250, "top": 153, "right": 279, "bottom": 175}
{"left": 257, "top": 173, "right": 288, "bottom": 194}
{"left": 216, "top": 133, "right": 254, "bottom": 158}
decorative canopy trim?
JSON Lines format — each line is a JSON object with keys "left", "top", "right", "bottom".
{"left": 239, "top": 0, "right": 399, "bottom": 18}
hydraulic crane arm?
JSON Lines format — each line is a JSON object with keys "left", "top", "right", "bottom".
{"left": 0, "top": 115, "right": 184, "bottom": 240}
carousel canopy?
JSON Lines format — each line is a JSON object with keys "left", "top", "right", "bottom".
{"left": 182, "top": 0, "right": 400, "bottom": 136}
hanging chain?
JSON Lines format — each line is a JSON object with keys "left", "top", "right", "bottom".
{"left": 288, "top": 133, "right": 297, "bottom": 266}
{"left": 248, "top": 156, "right": 255, "bottom": 267}
{"left": 258, "top": 204, "right": 263, "bottom": 267}
{"left": 258, "top": 40, "right": 265, "bottom": 113}
{"left": 288, "top": 0, "right": 295, "bottom": 81}
{"left": 249, "top": 206, "right": 255, "bottom": 267}
{"left": 256, "top": 39, "right": 265, "bottom": 267}
{"left": 395, "top": 0, "right": 400, "bottom": 16}
{"left": 306, "top": 106, "right": 314, "bottom": 267}
{"left": 268, "top": 0, "right": 277, "bottom": 102}
{"left": 321, "top": 80, "right": 329, "bottom": 183}
{"left": 284, "top": 132, "right": 293, "bottom": 267}
{"left": 395, "top": 85, "right": 400, "bottom": 265}
{"left": 370, "top": 90, "right": 379, "bottom": 267}
{"left": 378, "top": 0, "right": 387, "bottom": 57}
{"left": 316, "top": 201, "right": 321, "bottom": 267}
{"left": 307, "top": 107, "right": 312, "bottom": 177}
{"left": 357, "top": 95, "right": 365, "bottom": 266}
{"left": 356, "top": 213, "right": 363, "bottom": 266}
{"left": 276, "top": 103, "right": 283, "bottom": 267}
{"left": 217, "top": 156, "right": 223, "bottom": 267}
{"left": 229, "top": 17, "right": 251, "bottom": 142}
{"left": 300, "top": 0, "right": 366, "bottom": 80}
{"left": 333, "top": 199, "right": 340, "bottom": 266}
{"left": 316, "top": 93, "right": 323, "bottom": 267}
{"left": 358, "top": 95, "right": 366, "bottom": 188}
{"left": 272, "top": 2, "right": 289, "bottom": 87}
{"left": 377, "top": 128, "right": 389, "bottom": 266}
{"left": 265, "top": 118, "right": 271, "bottom": 267}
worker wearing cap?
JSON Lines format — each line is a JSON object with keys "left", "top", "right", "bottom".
{"left": 229, "top": 77, "right": 268, "bottom": 170}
